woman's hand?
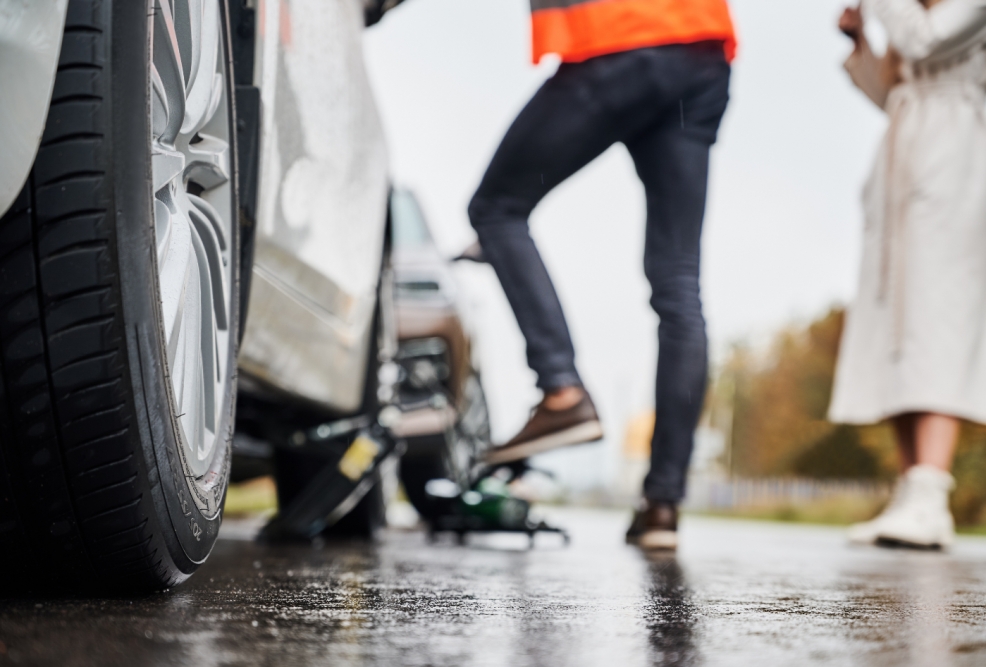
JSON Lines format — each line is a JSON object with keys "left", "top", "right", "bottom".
{"left": 839, "top": 5, "right": 864, "bottom": 44}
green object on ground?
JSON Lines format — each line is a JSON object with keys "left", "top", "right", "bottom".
{"left": 459, "top": 477, "right": 531, "bottom": 530}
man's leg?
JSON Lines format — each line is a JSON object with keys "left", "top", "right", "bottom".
{"left": 627, "top": 52, "right": 730, "bottom": 505}
{"left": 637, "top": 134, "right": 710, "bottom": 503}
{"left": 468, "top": 64, "right": 624, "bottom": 391}
{"left": 471, "top": 47, "right": 726, "bottom": 464}
{"left": 468, "top": 65, "right": 620, "bottom": 462}
{"left": 469, "top": 56, "right": 669, "bottom": 462}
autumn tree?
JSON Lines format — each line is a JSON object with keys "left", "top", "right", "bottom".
{"left": 717, "top": 308, "right": 895, "bottom": 479}
{"left": 712, "top": 306, "right": 986, "bottom": 524}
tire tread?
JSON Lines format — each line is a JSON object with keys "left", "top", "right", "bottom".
{"left": 0, "top": 0, "right": 164, "bottom": 591}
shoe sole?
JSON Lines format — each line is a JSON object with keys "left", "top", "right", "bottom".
{"left": 875, "top": 536, "right": 948, "bottom": 550}
{"left": 484, "top": 421, "right": 604, "bottom": 465}
{"left": 875, "top": 523, "right": 954, "bottom": 550}
{"left": 637, "top": 530, "right": 678, "bottom": 551}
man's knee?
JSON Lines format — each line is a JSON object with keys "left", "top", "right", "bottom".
{"left": 648, "top": 273, "right": 705, "bottom": 334}
{"left": 467, "top": 191, "right": 494, "bottom": 231}
{"left": 468, "top": 188, "right": 534, "bottom": 231}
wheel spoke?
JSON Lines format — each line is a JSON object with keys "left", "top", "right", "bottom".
{"left": 157, "top": 190, "right": 192, "bottom": 360}
{"left": 188, "top": 196, "right": 228, "bottom": 330}
{"left": 171, "top": 0, "right": 201, "bottom": 88}
{"left": 152, "top": 148, "right": 185, "bottom": 194}
{"left": 170, "top": 275, "right": 190, "bottom": 411}
{"left": 150, "top": 66, "right": 170, "bottom": 139}
{"left": 190, "top": 227, "right": 218, "bottom": 435}
{"left": 187, "top": 192, "right": 227, "bottom": 250}
{"left": 153, "top": 198, "right": 173, "bottom": 263}
{"left": 152, "top": 0, "right": 185, "bottom": 146}
{"left": 181, "top": 0, "right": 220, "bottom": 136}
{"left": 177, "top": 262, "right": 202, "bottom": 440}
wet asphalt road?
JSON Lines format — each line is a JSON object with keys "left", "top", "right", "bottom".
{"left": 2, "top": 508, "right": 986, "bottom": 667}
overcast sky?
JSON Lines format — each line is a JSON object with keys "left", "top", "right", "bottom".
{"left": 363, "top": 0, "right": 889, "bottom": 490}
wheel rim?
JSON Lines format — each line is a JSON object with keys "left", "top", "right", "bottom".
{"left": 150, "top": 0, "right": 233, "bottom": 480}
{"left": 455, "top": 375, "right": 491, "bottom": 479}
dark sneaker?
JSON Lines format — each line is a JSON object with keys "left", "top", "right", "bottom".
{"left": 626, "top": 501, "right": 678, "bottom": 551}
{"left": 484, "top": 392, "right": 603, "bottom": 465}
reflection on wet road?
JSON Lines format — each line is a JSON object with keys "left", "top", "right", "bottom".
{"left": 2, "top": 509, "right": 986, "bottom": 666}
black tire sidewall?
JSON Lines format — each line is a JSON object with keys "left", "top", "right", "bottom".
{"left": 399, "top": 448, "right": 450, "bottom": 521}
{"left": 112, "top": 0, "right": 239, "bottom": 571}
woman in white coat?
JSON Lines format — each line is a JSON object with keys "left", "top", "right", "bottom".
{"left": 833, "top": 0, "right": 986, "bottom": 548}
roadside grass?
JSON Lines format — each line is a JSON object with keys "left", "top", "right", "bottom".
{"left": 224, "top": 476, "right": 277, "bottom": 518}
{"left": 691, "top": 496, "right": 986, "bottom": 535}
{"left": 690, "top": 495, "right": 884, "bottom": 527}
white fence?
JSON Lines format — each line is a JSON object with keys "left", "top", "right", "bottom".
{"left": 682, "top": 476, "right": 890, "bottom": 512}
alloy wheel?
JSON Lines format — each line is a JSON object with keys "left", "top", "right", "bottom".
{"left": 150, "top": 0, "right": 234, "bottom": 486}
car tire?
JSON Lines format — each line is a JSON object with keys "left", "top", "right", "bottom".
{"left": 0, "top": 0, "right": 239, "bottom": 592}
{"left": 400, "top": 374, "right": 492, "bottom": 521}
{"left": 399, "top": 444, "right": 449, "bottom": 522}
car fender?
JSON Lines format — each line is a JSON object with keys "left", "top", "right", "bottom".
{"left": 0, "top": 0, "right": 69, "bottom": 216}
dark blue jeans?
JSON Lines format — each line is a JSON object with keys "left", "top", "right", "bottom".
{"left": 468, "top": 43, "right": 730, "bottom": 503}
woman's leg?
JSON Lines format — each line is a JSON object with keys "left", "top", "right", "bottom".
{"left": 889, "top": 411, "right": 958, "bottom": 472}
{"left": 892, "top": 412, "right": 918, "bottom": 472}
{"left": 849, "top": 411, "right": 955, "bottom": 545}
{"left": 864, "top": 412, "right": 958, "bottom": 548}
{"left": 913, "top": 413, "right": 960, "bottom": 472}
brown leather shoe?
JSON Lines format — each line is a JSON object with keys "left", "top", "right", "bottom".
{"left": 626, "top": 501, "right": 678, "bottom": 551}
{"left": 484, "top": 392, "right": 603, "bottom": 465}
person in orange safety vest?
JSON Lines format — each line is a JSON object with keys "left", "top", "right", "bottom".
{"left": 465, "top": 0, "right": 737, "bottom": 551}
{"left": 530, "top": 0, "right": 736, "bottom": 65}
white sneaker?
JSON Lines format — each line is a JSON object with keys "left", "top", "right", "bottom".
{"left": 875, "top": 464, "right": 955, "bottom": 549}
{"left": 847, "top": 477, "right": 910, "bottom": 545}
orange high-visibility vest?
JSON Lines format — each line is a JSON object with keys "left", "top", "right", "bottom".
{"left": 530, "top": 0, "right": 737, "bottom": 64}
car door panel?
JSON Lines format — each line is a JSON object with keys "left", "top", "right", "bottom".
{"left": 239, "top": 0, "right": 389, "bottom": 411}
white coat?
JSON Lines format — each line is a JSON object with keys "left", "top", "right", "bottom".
{"left": 830, "top": 0, "right": 986, "bottom": 424}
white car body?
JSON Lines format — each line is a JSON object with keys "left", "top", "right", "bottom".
{"left": 0, "top": 0, "right": 70, "bottom": 215}
{"left": 238, "top": 0, "right": 389, "bottom": 412}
